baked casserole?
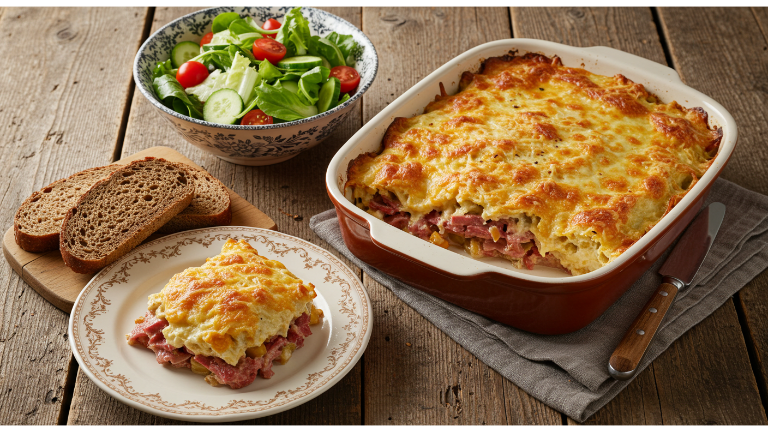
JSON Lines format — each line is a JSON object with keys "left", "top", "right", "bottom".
{"left": 345, "top": 53, "right": 722, "bottom": 275}
{"left": 127, "top": 238, "right": 323, "bottom": 388}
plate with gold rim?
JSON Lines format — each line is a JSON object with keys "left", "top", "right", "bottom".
{"left": 68, "top": 226, "right": 372, "bottom": 422}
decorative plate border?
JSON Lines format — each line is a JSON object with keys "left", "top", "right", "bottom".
{"left": 69, "top": 227, "right": 371, "bottom": 420}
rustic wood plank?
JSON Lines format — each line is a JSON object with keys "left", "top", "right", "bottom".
{"left": 359, "top": 7, "right": 560, "bottom": 425}
{"left": 738, "top": 270, "right": 768, "bottom": 414}
{"left": 657, "top": 6, "right": 768, "bottom": 424}
{"left": 0, "top": 7, "right": 148, "bottom": 424}
{"left": 754, "top": 8, "right": 768, "bottom": 41}
{"left": 651, "top": 302, "right": 766, "bottom": 424}
{"left": 511, "top": 7, "right": 666, "bottom": 64}
{"left": 67, "top": 360, "right": 363, "bottom": 425}
{"left": 515, "top": 7, "right": 765, "bottom": 424}
{"left": 66, "top": 6, "right": 365, "bottom": 425}
{"left": 726, "top": 11, "right": 768, "bottom": 403}
{"left": 362, "top": 276, "right": 553, "bottom": 425}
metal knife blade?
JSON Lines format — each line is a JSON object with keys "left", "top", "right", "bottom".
{"left": 608, "top": 202, "right": 726, "bottom": 380}
{"left": 658, "top": 202, "right": 726, "bottom": 286}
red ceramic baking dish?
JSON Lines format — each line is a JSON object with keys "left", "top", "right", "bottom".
{"left": 325, "top": 39, "right": 737, "bottom": 334}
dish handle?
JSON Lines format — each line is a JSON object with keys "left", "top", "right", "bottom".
{"left": 367, "top": 218, "right": 481, "bottom": 278}
{"left": 581, "top": 46, "right": 683, "bottom": 84}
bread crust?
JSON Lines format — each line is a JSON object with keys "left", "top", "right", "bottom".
{"left": 156, "top": 166, "right": 232, "bottom": 234}
{"left": 59, "top": 157, "right": 195, "bottom": 274}
{"left": 14, "top": 165, "right": 120, "bottom": 252}
{"left": 156, "top": 205, "right": 232, "bottom": 234}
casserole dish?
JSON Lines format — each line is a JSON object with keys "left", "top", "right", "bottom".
{"left": 325, "top": 39, "right": 737, "bottom": 334}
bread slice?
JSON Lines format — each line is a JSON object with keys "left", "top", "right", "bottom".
{"left": 156, "top": 165, "right": 232, "bottom": 234}
{"left": 60, "top": 157, "right": 195, "bottom": 274}
{"left": 14, "top": 165, "right": 121, "bottom": 252}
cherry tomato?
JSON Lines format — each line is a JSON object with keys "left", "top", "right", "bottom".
{"left": 262, "top": 18, "right": 281, "bottom": 39}
{"left": 241, "top": 109, "right": 274, "bottom": 126}
{"left": 330, "top": 66, "right": 361, "bottom": 94}
{"left": 199, "top": 32, "right": 214, "bottom": 47}
{"left": 176, "top": 61, "right": 209, "bottom": 88}
{"left": 252, "top": 38, "right": 287, "bottom": 64}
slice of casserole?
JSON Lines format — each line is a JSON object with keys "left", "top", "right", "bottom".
{"left": 127, "top": 238, "right": 323, "bottom": 389}
{"left": 345, "top": 53, "right": 722, "bottom": 275}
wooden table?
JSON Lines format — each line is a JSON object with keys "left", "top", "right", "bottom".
{"left": 0, "top": 7, "right": 766, "bottom": 425}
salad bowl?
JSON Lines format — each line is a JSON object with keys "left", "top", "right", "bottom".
{"left": 133, "top": 7, "right": 378, "bottom": 166}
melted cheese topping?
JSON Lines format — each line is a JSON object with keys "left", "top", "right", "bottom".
{"left": 346, "top": 54, "right": 721, "bottom": 275}
{"left": 148, "top": 239, "right": 316, "bottom": 365}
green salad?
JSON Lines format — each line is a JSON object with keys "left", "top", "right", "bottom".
{"left": 151, "top": 7, "right": 362, "bottom": 126}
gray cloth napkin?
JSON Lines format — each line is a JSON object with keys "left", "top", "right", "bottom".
{"left": 310, "top": 178, "right": 768, "bottom": 422}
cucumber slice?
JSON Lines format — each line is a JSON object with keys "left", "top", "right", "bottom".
{"left": 203, "top": 89, "right": 243, "bottom": 125}
{"left": 171, "top": 41, "right": 201, "bottom": 68}
{"left": 278, "top": 55, "right": 323, "bottom": 70}
{"left": 317, "top": 77, "right": 341, "bottom": 113}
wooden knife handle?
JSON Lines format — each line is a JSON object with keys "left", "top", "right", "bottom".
{"left": 608, "top": 281, "right": 680, "bottom": 380}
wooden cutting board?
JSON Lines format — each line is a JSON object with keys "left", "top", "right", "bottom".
{"left": 2, "top": 146, "right": 276, "bottom": 313}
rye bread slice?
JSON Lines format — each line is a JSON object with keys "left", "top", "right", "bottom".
{"left": 156, "top": 165, "right": 232, "bottom": 234}
{"left": 14, "top": 165, "right": 121, "bottom": 252}
{"left": 60, "top": 157, "right": 194, "bottom": 274}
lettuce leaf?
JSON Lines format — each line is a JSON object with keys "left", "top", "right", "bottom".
{"left": 252, "top": 81, "right": 318, "bottom": 121}
{"left": 223, "top": 52, "right": 260, "bottom": 105}
{"left": 153, "top": 74, "right": 204, "bottom": 119}
{"left": 258, "top": 58, "right": 283, "bottom": 82}
{"left": 276, "top": 7, "right": 312, "bottom": 58}
{"left": 212, "top": 12, "right": 241, "bottom": 33}
{"left": 297, "top": 66, "right": 330, "bottom": 105}
{"left": 152, "top": 59, "right": 176, "bottom": 80}
{"left": 308, "top": 36, "right": 345, "bottom": 67}
{"left": 184, "top": 69, "right": 224, "bottom": 102}
{"left": 184, "top": 52, "right": 260, "bottom": 105}
{"left": 228, "top": 17, "right": 279, "bottom": 38}
{"left": 326, "top": 31, "right": 360, "bottom": 66}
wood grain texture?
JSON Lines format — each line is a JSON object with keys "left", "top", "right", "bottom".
{"left": 652, "top": 303, "right": 766, "bottom": 424}
{"left": 0, "top": 7, "right": 148, "bottom": 424}
{"left": 359, "top": 7, "right": 560, "bottom": 425}
{"left": 658, "top": 6, "right": 768, "bottom": 424}
{"left": 362, "top": 276, "right": 560, "bottom": 425}
{"left": 730, "top": 7, "right": 768, "bottom": 404}
{"left": 67, "top": 361, "right": 363, "bottom": 425}
{"left": 737, "top": 269, "right": 768, "bottom": 414}
{"left": 2, "top": 146, "right": 276, "bottom": 312}
{"left": 511, "top": 7, "right": 666, "bottom": 64}
{"left": 513, "top": 6, "right": 765, "bottom": 425}
{"left": 66, "top": 7, "right": 365, "bottom": 425}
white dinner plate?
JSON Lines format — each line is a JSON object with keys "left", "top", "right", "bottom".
{"left": 68, "top": 227, "right": 372, "bottom": 422}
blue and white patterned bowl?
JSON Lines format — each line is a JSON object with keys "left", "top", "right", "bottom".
{"left": 133, "top": 7, "right": 378, "bottom": 166}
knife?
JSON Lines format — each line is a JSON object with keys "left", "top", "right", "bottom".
{"left": 608, "top": 202, "right": 726, "bottom": 381}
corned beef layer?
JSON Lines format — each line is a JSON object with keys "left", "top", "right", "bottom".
{"left": 368, "top": 194, "right": 565, "bottom": 271}
{"left": 127, "top": 311, "right": 313, "bottom": 389}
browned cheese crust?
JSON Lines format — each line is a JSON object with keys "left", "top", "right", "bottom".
{"left": 345, "top": 53, "right": 721, "bottom": 275}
